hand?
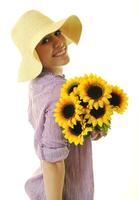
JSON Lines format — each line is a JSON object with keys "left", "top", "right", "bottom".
{"left": 91, "top": 130, "right": 107, "bottom": 141}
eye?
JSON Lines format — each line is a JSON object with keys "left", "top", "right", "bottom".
{"left": 54, "top": 30, "right": 62, "bottom": 37}
{"left": 41, "top": 37, "right": 49, "bottom": 44}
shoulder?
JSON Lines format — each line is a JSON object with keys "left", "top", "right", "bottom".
{"left": 30, "top": 72, "right": 65, "bottom": 88}
{"left": 29, "top": 73, "right": 66, "bottom": 101}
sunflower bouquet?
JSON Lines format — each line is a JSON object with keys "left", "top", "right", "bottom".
{"left": 53, "top": 73, "right": 128, "bottom": 146}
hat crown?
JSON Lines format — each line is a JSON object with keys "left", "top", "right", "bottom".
{"left": 11, "top": 10, "right": 54, "bottom": 53}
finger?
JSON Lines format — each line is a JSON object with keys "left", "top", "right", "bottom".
{"left": 98, "top": 131, "right": 108, "bottom": 137}
{"left": 92, "top": 133, "right": 102, "bottom": 140}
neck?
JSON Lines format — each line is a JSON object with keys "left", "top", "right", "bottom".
{"left": 43, "top": 66, "right": 63, "bottom": 76}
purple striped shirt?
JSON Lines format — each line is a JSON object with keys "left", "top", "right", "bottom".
{"left": 24, "top": 70, "right": 94, "bottom": 200}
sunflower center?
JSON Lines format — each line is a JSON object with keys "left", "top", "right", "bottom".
{"left": 62, "top": 104, "right": 75, "bottom": 119}
{"left": 86, "top": 123, "right": 92, "bottom": 127}
{"left": 109, "top": 92, "right": 121, "bottom": 106}
{"left": 90, "top": 107, "right": 105, "bottom": 118}
{"left": 87, "top": 85, "right": 103, "bottom": 99}
{"left": 69, "top": 121, "right": 82, "bottom": 136}
{"left": 68, "top": 84, "right": 78, "bottom": 94}
{"left": 79, "top": 99, "right": 88, "bottom": 107}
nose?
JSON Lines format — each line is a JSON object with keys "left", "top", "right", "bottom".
{"left": 53, "top": 36, "right": 64, "bottom": 49}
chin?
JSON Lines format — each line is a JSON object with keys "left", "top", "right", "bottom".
{"left": 57, "top": 57, "right": 70, "bottom": 66}
{"left": 63, "top": 56, "right": 70, "bottom": 64}
{"left": 62, "top": 59, "right": 70, "bottom": 65}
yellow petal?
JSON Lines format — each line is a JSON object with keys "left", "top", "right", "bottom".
{"left": 94, "top": 102, "right": 99, "bottom": 109}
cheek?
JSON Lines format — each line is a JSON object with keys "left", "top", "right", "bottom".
{"left": 35, "top": 47, "right": 51, "bottom": 66}
{"left": 61, "top": 35, "right": 67, "bottom": 44}
{"left": 41, "top": 47, "right": 53, "bottom": 60}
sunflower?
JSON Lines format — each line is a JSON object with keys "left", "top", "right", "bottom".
{"left": 108, "top": 85, "right": 128, "bottom": 114}
{"left": 62, "top": 120, "right": 93, "bottom": 145}
{"left": 78, "top": 73, "right": 112, "bottom": 109}
{"left": 60, "top": 76, "right": 82, "bottom": 98}
{"left": 53, "top": 96, "right": 83, "bottom": 128}
{"left": 84, "top": 104, "right": 113, "bottom": 127}
{"left": 75, "top": 96, "right": 90, "bottom": 117}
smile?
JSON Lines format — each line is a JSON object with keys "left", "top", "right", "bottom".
{"left": 53, "top": 46, "right": 67, "bottom": 57}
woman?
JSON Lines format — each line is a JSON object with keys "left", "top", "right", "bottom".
{"left": 11, "top": 9, "right": 104, "bottom": 200}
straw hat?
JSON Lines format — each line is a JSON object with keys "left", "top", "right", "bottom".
{"left": 11, "top": 9, "right": 82, "bottom": 82}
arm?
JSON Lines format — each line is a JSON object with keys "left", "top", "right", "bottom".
{"left": 35, "top": 80, "right": 69, "bottom": 199}
{"left": 41, "top": 160, "right": 65, "bottom": 200}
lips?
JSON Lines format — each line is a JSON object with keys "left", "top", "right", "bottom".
{"left": 53, "top": 46, "right": 67, "bottom": 57}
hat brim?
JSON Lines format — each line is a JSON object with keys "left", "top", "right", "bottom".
{"left": 31, "top": 15, "right": 82, "bottom": 53}
{"left": 17, "top": 52, "right": 43, "bottom": 82}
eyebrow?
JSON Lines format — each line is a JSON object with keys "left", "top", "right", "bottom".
{"left": 40, "top": 29, "right": 61, "bottom": 43}
{"left": 41, "top": 33, "right": 52, "bottom": 41}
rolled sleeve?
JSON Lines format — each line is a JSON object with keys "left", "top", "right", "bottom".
{"left": 39, "top": 144, "right": 70, "bottom": 162}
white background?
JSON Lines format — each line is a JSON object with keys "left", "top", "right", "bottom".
{"left": 0, "top": 0, "right": 139, "bottom": 199}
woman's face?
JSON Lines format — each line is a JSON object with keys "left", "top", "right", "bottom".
{"left": 35, "top": 29, "right": 69, "bottom": 71}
